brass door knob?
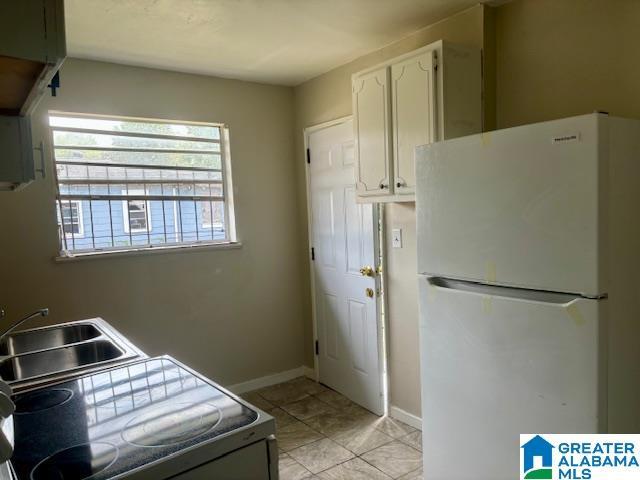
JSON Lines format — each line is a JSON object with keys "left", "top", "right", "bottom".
{"left": 359, "top": 266, "right": 375, "bottom": 277}
{"left": 365, "top": 288, "right": 375, "bottom": 298}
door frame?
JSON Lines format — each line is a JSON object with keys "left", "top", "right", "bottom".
{"left": 303, "top": 116, "right": 388, "bottom": 413}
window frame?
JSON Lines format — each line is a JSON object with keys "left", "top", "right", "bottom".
{"left": 49, "top": 111, "right": 238, "bottom": 258}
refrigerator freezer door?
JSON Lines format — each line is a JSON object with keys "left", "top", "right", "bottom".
{"left": 416, "top": 113, "right": 604, "bottom": 297}
{"left": 419, "top": 277, "right": 605, "bottom": 480}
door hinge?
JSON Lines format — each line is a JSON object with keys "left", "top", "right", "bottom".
{"left": 315, "top": 340, "right": 319, "bottom": 355}
{"left": 311, "top": 247, "right": 315, "bottom": 261}
{"left": 306, "top": 148, "right": 311, "bottom": 164}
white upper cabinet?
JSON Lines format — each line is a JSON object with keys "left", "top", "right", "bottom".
{"left": 0, "top": 0, "right": 66, "bottom": 116}
{"left": 352, "top": 40, "right": 481, "bottom": 203}
{"left": 0, "top": 117, "right": 34, "bottom": 191}
{"left": 391, "top": 50, "right": 436, "bottom": 196}
{"left": 353, "top": 67, "right": 393, "bottom": 196}
{"left": 0, "top": 0, "right": 65, "bottom": 191}
{"left": 0, "top": 1, "right": 59, "bottom": 64}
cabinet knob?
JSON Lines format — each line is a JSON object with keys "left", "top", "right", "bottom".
{"left": 396, "top": 182, "right": 402, "bottom": 188}
{"left": 379, "top": 184, "right": 387, "bottom": 189}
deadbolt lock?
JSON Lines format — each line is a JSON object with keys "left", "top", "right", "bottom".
{"left": 359, "top": 266, "right": 376, "bottom": 277}
{"left": 365, "top": 288, "right": 375, "bottom": 298}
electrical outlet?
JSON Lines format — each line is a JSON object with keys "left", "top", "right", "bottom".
{"left": 392, "top": 228, "right": 402, "bottom": 248}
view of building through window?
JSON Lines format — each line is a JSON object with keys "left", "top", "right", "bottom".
{"left": 51, "top": 113, "right": 232, "bottom": 254}
{"left": 60, "top": 200, "right": 83, "bottom": 236}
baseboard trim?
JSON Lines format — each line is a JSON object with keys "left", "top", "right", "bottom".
{"left": 303, "top": 365, "right": 317, "bottom": 381}
{"left": 228, "top": 366, "right": 305, "bottom": 394}
{"left": 389, "top": 405, "right": 422, "bottom": 430}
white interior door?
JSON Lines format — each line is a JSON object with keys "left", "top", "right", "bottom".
{"left": 307, "top": 119, "right": 384, "bottom": 415}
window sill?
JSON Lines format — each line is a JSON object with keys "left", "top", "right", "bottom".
{"left": 54, "top": 241, "right": 243, "bottom": 263}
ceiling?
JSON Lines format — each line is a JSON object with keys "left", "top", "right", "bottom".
{"left": 65, "top": 0, "right": 480, "bottom": 86}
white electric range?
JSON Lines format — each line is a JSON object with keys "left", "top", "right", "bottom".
{"left": 2, "top": 356, "right": 278, "bottom": 479}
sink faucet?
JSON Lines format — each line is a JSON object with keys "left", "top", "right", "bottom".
{"left": 0, "top": 308, "right": 49, "bottom": 341}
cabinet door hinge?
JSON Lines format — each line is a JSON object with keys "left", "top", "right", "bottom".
{"left": 48, "top": 71, "right": 61, "bottom": 97}
{"left": 306, "top": 148, "right": 311, "bottom": 164}
{"left": 315, "top": 340, "right": 319, "bottom": 355}
{"left": 311, "top": 247, "right": 315, "bottom": 261}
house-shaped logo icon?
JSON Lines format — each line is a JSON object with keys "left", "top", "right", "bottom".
{"left": 521, "top": 435, "right": 554, "bottom": 479}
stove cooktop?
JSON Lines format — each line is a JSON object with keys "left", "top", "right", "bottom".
{"left": 10, "top": 357, "right": 258, "bottom": 480}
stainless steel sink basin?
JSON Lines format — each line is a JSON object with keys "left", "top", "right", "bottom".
{"left": 0, "top": 340, "right": 123, "bottom": 382}
{"left": 0, "top": 324, "right": 101, "bottom": 356}
{"left": 0, "top": 318, "right": 146, "bottom": 391}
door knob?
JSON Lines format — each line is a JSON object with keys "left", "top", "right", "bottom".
{"left": 359, "top": 266, "right": 375, "bottom": 277}
{"left": 365, "top": 288, "right": 375, "bottom": 298}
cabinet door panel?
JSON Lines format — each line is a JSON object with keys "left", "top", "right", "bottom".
{"left": 0, "top": 116, "right": 33, "bottom": 190}
{"left": 391, "top": 50, "right": 435, "bottom": 195}
{"left": 0, "top": 2, "right": 48, "bottom": 62}
{"left": 353, "top": 67, "right": 392, "bottom": 196}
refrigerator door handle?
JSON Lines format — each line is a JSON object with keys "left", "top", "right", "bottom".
{"left": 427, "top": 277, "right": 602, "bottom": 305}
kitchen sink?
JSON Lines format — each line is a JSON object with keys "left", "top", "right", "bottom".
{"left": 0, "top": 324, "right": 101, "bottom": 356}
{"left": 0, "top": 318, "right": 145, "bottom": 391}
{"left": 0, "top": 340, "right": 123, "bottom": 382}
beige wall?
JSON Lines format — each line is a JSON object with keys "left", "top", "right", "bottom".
{"left": 0, "top": 59, "right": 306, "bottom": 387}
{"left": 294, "top": 5, "right": 487, "bottom": 417}
{"left": 495, "top": 0, "right": 640, "bottom": 128}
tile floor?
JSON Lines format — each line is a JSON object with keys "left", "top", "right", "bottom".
{"left": 242, "top": 377, "right": 423, "bottom": 480}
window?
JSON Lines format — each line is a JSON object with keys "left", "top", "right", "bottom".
{"left": 59, "top": 200, "right": 84, "bottom": 237}
{"left": 122, "top": 190, "right": 151, "bottom": 233}
{"left": 200, "top": 201, "right": 224, "bottom": 229}
{"left": 123, "top": 199, "right": 151, "bottom": 233}
{"left": 50, "top": 113, "right": 235, "bottom": 255}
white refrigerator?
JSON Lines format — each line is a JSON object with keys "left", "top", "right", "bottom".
{"left": 415, "top": 113, "right": 640, "bottom": 479}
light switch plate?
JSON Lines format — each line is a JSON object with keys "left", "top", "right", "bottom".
{"left": 392, "top": 228, "right": 402, "bottom": 248}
